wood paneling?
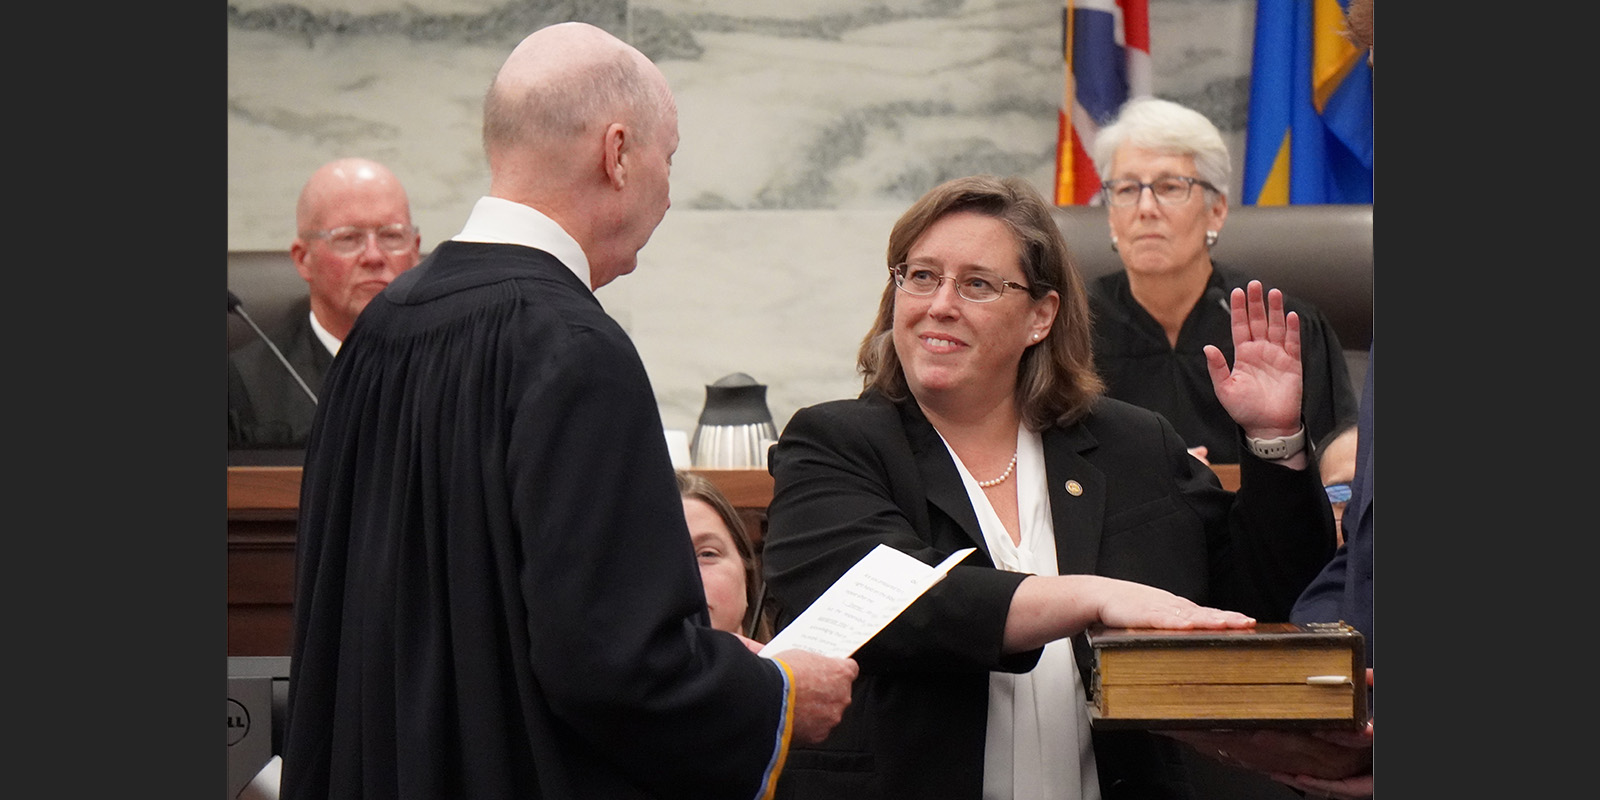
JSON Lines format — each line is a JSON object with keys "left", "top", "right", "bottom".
{"left": 226, "top": 466, "right": 773, "bottom": 656}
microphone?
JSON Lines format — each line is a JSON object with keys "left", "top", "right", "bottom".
{"left": 228, "top": 289, "right": 318, "bottom": 405}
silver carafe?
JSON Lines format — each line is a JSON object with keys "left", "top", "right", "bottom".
{"left": 690, "top": 373, "right": 778, "bottom": 469}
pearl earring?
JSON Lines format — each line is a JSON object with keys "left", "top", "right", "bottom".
{"left": 1205, "top": 230, "right": 1219, "bottom": 247}
{"left": 1110, "top": 236, "right": 1119, "bottom": 253}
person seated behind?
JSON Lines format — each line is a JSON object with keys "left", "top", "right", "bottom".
{"left": 227, "top": 157, "right": 422, "bottom": 449}
{"left": 1317, "top": 423, "right": 1359, "bottom": 546}
{"left": 677, "top": 470, "right": 771, "bottom": 641}
{"left": 1086, "top": 97, "right": 1357, "bottom": 464}
{"left": 760, "top": 174, "right": 1337, "bottom": 800}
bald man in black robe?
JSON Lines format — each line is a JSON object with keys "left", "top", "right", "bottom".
{"left": 280, "top": 22, "right": 856, "bottom": 800}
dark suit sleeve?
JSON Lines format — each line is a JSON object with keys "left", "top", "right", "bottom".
{"left": 1074, "top": 400, "right": 1333, "bottom": 623}
{"left": 1212, "top": 450, "right": 1341, "bottom": 621}
{"left": 1294, "top": 342, "right": 1374, "bottom": 673}
{"left": 763, "top": 401, "right": 1031, "bottom": 675}
{"left": 1289, "top": 543, "right": 1350, "bottom": 623}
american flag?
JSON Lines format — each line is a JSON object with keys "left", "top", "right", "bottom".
{"left": 1054, "top": 0, "right": 1151, "bottom": 206}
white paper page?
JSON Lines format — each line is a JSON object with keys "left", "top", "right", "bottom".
{"left": 759, "top": 545, "right": 976, "bottom": 659}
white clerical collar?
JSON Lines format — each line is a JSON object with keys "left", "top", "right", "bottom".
{"left": 308, "top": 309, "right": 341, "bottom": 356}
{"left": 452, "top": 196, "right": 593, "bottom": 292}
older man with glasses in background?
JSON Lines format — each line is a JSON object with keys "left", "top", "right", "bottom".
{"left": 227, "top": 157, "right": 422, "bottom": 449}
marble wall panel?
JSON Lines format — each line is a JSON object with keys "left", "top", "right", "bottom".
{"left": 228, "top": 0, "right": 1261, "bottom": 434}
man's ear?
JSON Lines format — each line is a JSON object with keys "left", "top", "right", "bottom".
{"left": 602, "top": 122, "right": 628, "bottom": 189}
{"left": 290, "top": 240, "right": 314, "bottom": 283}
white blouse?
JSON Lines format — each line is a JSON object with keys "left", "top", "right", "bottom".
{"left": 942, "top": 427, "right": 1100, "bottom": 800}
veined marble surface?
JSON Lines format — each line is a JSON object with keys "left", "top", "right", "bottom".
{"left": 228, "top": 0, "right": 1259, "bottom": 434}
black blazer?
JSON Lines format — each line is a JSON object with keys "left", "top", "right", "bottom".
{"left": 762, "top": 391, "right": 1335, "bottom": 800}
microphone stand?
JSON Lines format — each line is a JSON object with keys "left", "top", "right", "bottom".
{"left": 228, "top": 290, "right": 318, "bottom": 404}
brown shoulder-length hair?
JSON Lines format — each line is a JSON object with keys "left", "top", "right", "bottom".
{"left": 676, "top": 470, "right": 767, "bottom": 640}
{"left": 857, "top": 174, "right": 1104, "bottom": 430}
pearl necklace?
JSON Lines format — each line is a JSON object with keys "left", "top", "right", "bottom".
{"left": 976, "top": 451, "right": 1018, "bottom": 489}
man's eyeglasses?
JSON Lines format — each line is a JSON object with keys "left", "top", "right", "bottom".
{"left": 1101, "top": 176, "right": 1218, "bottom": 207}
{"left": 891, "top": 263, "right": 1033, "bottom": 304}
{"left": 304, "top": 224, "right": 419, "bottom": 256}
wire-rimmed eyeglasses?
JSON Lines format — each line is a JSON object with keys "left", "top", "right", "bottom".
{"left": 304, "top": 224, "right": 419, "bottom": 256}
{"left": 890, "top": 263, "right": 1033, "bottom": 303}
{"left": 1101, "top": 176, "right": 1218, "bottom": 207}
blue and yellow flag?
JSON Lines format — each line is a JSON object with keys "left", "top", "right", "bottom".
{"left": 1243, "top": 0, "right": 1373, "bottom": 205}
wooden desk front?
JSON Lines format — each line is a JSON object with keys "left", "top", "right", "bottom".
{"left": 226, "top": 466, "right": 775, "bottom": 656}
{"left": 227, "top": 463, "right": 1240, "bottom": 656}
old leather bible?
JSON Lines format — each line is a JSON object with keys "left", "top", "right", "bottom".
{"left": 1085, "top": 621, "right": 1367, "bottom": 729}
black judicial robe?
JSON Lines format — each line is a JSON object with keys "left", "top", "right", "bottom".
{"left": 1088, "top": 263, "right": 1358, "bottom": 463}
{"left": 281, "top": 242, "right": 790, "bottom": 800}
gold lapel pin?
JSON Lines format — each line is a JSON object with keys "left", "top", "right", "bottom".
{"left": 1065, "top": 480, "right": 1083, "bottom": 496}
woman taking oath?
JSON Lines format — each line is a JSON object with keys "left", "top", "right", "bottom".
{"left": 761, "top": 175, "right": 1335, "bottom": 800}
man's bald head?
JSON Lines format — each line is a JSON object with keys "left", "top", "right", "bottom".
{"left": 296, "top": 158, "right": 411, "bottom": 235}
{"left": 478, "top": 22, "right": 678, "bottom": 289}
{"left": 482, "top": 23, "right": 672, "bottom": 189}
